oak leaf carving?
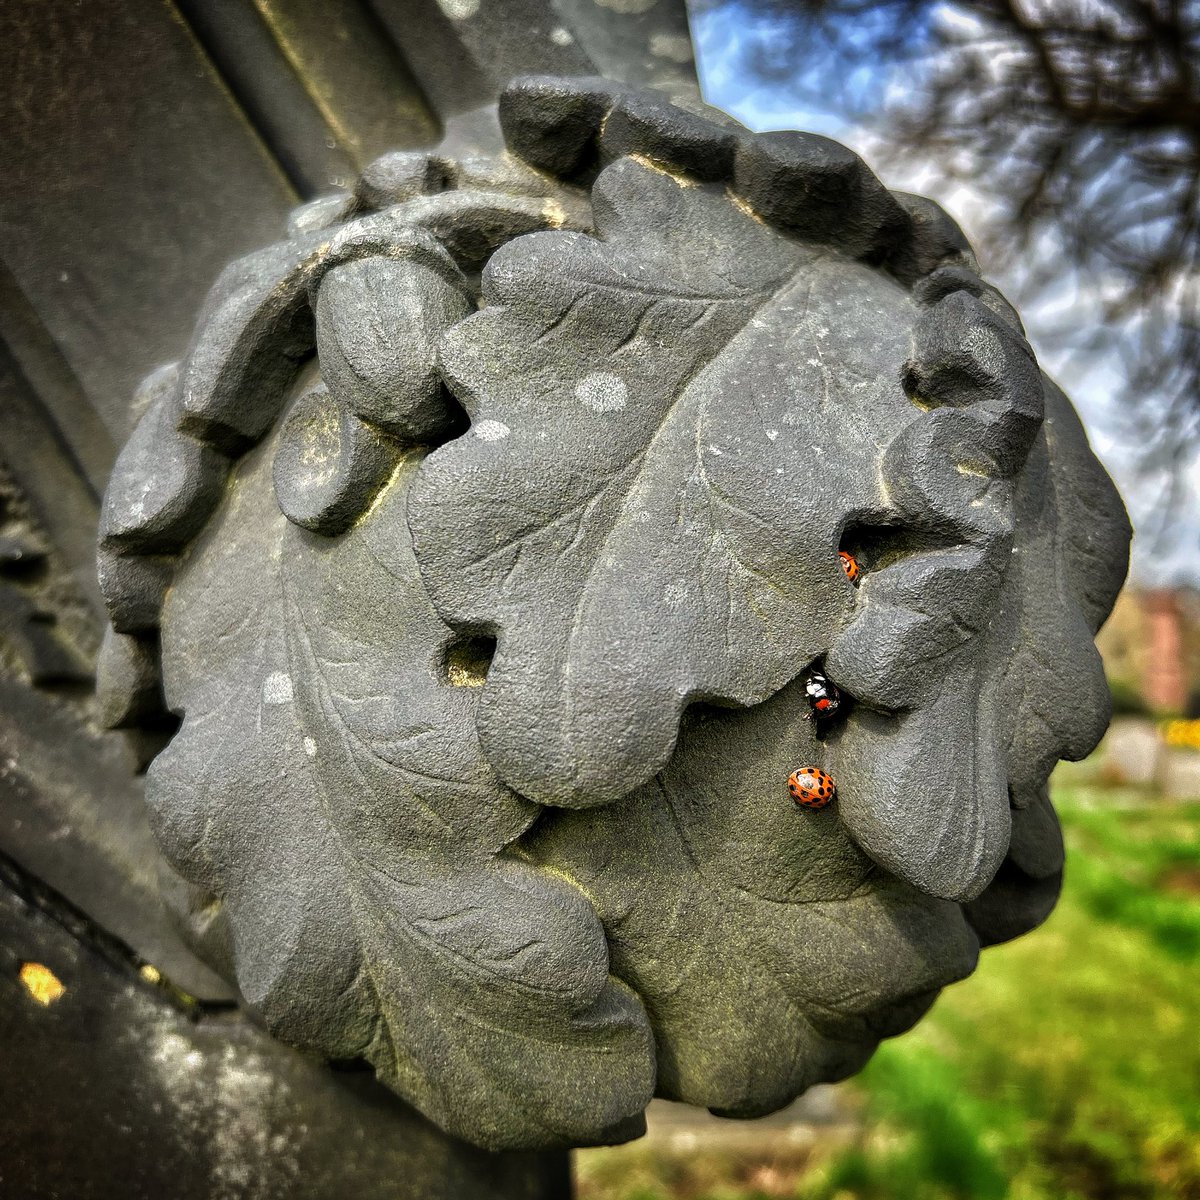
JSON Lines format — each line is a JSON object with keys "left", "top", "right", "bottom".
{"left": 409, "top": 157, "right": 923, "bottom": 812}
{"left": 149, "top": 424, "right": 655, "bottom": 1150}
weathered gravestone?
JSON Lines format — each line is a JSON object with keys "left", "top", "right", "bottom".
{"left": 94, "top": 73, "right": 1131, "bottom": 1155}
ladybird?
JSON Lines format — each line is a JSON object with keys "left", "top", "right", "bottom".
{"left": 839, "top": 550, "right": 862, "bottom": 585}
{"left": 803, "top": 667, "right": 843, "bottom": 721}
{"left": 788, "top": 767, "right": 836, "bottom": 809}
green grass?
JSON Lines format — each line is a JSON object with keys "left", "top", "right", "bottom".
{"left": 577, "top": 768, "right": 1200, "bottom": 1200}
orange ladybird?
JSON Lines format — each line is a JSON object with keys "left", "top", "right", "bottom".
{"left": 839, "top": 550, "right": 861, "bottom": 585}
{"left": 787, "top": 767, "right": 836, "bottom": 810}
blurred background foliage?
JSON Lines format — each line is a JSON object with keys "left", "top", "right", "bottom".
{"left": 572, "top": 5, "right": 1200, "bottom": 1197}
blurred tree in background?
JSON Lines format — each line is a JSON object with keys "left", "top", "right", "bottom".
{"left": 690, "top": 0, "right": 1200, "bottom": 575}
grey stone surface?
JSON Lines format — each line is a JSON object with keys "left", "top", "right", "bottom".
{"left": 178, "top": 237, "right": 326, "bottom": 453}
{"left": 96, "top": 547, "right": 174, "bottom": 634}
{"left": 0, "top": 865, "right": 570, "bottom": 1200}
{"left": 287, "top": 190, "right": 358, "bottom": 239}
{"left": 0, "top": 0, "right": 299, "bottom": 445}
{"left": 887, "top": 192, "right": 978, "bottom": 285}
{"left": 272, "top": 383, "right": 400, "bottom": 536}
{"left": 355, "top": 151, "right": 448, "bottom": 209}
{"left": 99, "top": 364, "right": 229, "bottom": 555}
{"left": 95, "top": 626, "right": 162, "bottom": 729}
{"left": 600, "top": 91, "right": 738, "bottom": 180}
{"left": 499, "top": 75, "right": 624, "bottom": 177}
{"left": 0, "top": 673, "right": 233, "bottom": 1002}
{"left": 96, "top": 77, "right": 1131, "bottom": 1153}
{"left": 315, "top": 254, "right": 472, "bottom": 441}
{"left": 151, "top": 431, "right": 654, "bottom": 1150}
{"left": 0, "top": 3, "right": 704, "bottom": 1188}
{"left": 732, "top": 131, "right": 908, "bottom": 258}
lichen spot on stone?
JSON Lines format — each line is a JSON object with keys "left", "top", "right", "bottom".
{"left": 474, "top": 420, "right": 510, "bottom": 442}
{"left": 444, "top": 637, "right": 494, "bottom": 688}
{"left": 436, "top": 0, "right": 479, "bottom": 19}
{"left": 576, "top": 372, "right": 628, "bottom": 414}
{"left": 262, "top": 672, "right": 294, "bottom": 705}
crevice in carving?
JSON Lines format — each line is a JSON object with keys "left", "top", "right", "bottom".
{"left": 442, "top": 634, "right": 496, "bottom": 689}
{"left": 837, "top": 518, "right": 959, "bottom": 575}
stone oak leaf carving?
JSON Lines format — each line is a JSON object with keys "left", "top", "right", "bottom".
{"left": 408, "top": 154, "right": 1125, "bottom": 904}
{"left": 150, "top": 431, "right": 654, "bottom": 1149}
{"left": 409, "top": 158, "right": 874, "bottom": 814}
{"left": 95, "top": 76, "right": 1130, "bottom": 1151}
{"left": 525, "top": 673, "right": 981, "bottom": 1118}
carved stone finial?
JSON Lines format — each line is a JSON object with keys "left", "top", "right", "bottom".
{"left": 96, "top": 77, "right": 1130, "bottom": 1151}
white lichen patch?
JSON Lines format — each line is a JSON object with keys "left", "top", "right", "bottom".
{"left": 148, "top": 1028, "right": 302, "bottom": 1200}
{"left": 576, "top": 372, "right": 628, "bottom": 413}
{"left": 436, "top": 0, "right": 479, "bottom": 18}
{"left": 262, "top": 672, "right": 294, "bottom": 705}
{"left": 152, "top": 1030, "right": 204, "bottom": 1073}
{"left": 303, "top": 737, "right": 318, "bottom": 758}
{"left": 474, "top": 419, "right": 511, "bottom": 442}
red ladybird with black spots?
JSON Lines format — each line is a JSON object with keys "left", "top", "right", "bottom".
{"left": 788, "top": 767, "right": 836, "bottom": 809}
